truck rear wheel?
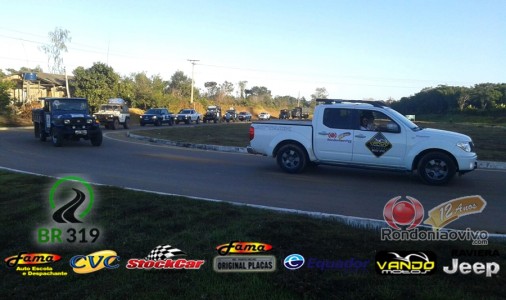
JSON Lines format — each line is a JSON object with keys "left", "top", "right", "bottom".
{"left": 417, "top": 152, "right": 456, "bottom": 185}
{"left": 276, "top": 144, "right": 307, "bottom": 173}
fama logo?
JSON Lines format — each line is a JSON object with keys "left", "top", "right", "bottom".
{"left": 216, "top": 241, "right": 273, "bottom": 255}
{"left": 375, "top": 251, "right": 436, "bottom": 275}
{"left": 4, "top": 253, "right": 61, "bottom": 268}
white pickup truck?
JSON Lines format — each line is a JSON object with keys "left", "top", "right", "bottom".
{"left": 247, "top": 99, "right": 477, "bottom": 185}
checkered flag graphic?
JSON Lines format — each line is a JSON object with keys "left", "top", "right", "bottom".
{"left": 145, "top": 245, "right": 186, "bottom": 260}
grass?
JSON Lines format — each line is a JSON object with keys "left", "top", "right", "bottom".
{"left": 1, "top": 170, "right": 505, "bottom": 300}
{"left": 134, "top": 121, "right": 506, "bottom": 161}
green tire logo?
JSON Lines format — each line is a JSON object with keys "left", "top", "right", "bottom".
{"left": 50, "top": 176, "right": 94, "bottom": 222}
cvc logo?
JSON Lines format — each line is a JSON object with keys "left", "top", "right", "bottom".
{"left": 36, "top": 176, "right": 101, "bottom": 245}
{"left": 70, "top": 250, "right": 120, "bottom": 274}
{"left": 284, "top": 254, "right": 305, "bottom": 270}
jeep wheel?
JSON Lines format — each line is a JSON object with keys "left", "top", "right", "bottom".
{"left": 185, "top": 119, "right": 190, "bottom": 125}
{"left": 276, "top": 144, "right": 307, "bottom": 173}
{"left": 123, "top": 118, "right": 129, "bottom": 129}
{"left": 214, "top": 118, "right": 218, "bottom": 124}
{"left": 417, "top": 152, "right": 456, "bottom": 185}
{"left": 169, "top": 119, "right": 174, "bottom": 126}
{"left": 203, "top": 119, "right": 207, "bottom": 123}
{"left": 51, "top": 131, "right": 63, "bottom": 147}
{"left": 155, "top": 119, "right": 161, "bottom": 126}
{"left": 196, "top": 117, "right": 200, "bottom": 124}
{"left": 90, "top": 131, "right": 103, "bottom": 146}
{"left": 111, "top": 119, "right": 120, "bottom": 130}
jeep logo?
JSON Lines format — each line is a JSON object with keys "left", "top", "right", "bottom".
{"left": 443, "top": 258, "right": 500, "bottom": 277}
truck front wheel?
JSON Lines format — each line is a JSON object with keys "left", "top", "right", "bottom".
{"left": 90, "top": 132, "right": 103, "bottom": 146}
{"left": 51, "top": 130, "right": 63, "bottom": 147}
{"left": 276, "top": 144, "right": 307, "bottom": 173}
{"left": 417, "top": 152, "right": 456, "bottom": 185}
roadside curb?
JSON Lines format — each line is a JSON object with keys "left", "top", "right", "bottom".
{"left": 126, "top": 132, "right": 506, "bottom": 170}
{"left": 127, "top": 132, "right": 248, "bottom": 153}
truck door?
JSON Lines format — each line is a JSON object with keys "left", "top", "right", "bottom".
{"left": 352, "top": 110, "right": 406, "bottom": 167}
{"left": 313, "top": 108, "right": 354, "bottom": 162}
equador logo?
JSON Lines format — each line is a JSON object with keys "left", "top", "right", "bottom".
{"left": 35, "top": 176, "right": 101, "bottom": 245}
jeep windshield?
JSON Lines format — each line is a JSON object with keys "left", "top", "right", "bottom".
{"left": 99, "top": 105, "right": 120, "bottom": 111}
{"left": 146, "top": 109, "right": 162, "bottom": 114}
{"left": 179, "top": 110, "right": 192, "bottom": 114}
{"left": 51, "top": 99, "right": 88, "bottom": 111}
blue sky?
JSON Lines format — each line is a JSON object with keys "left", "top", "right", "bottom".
{"left": 0, "top": 0, "right": 504, "bottom": 100}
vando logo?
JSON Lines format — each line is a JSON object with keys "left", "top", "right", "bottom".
{"left": 284, "top": 254, "right": 305, "bottom": 270}
{"left": 69, "top": 250, "right": 120, "bottom": 274}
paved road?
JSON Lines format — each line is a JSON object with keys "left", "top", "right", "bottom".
{"left": 1, "top": 126, "right": 505, "bottom": 234}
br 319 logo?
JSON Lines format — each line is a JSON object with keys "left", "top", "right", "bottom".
{"left": 36, "top": 176, "right": 101, "bottom": 244}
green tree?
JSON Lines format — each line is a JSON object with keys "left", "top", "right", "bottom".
{"left": 71, "top": 62, "right": 120, "bottom": 110}
{"left": 167, "top": 70, "right": 194, "bottom": 99}
{"left": 311, "top": 87, "right": 328, "bottom": 100}
{"left": 39, "top": 27, "right": 71, "bottom": 74}
{"left": 0, "top": 71, "right": 14, "bottom": 112}
{"left": 204, "top": 81, "right": 218, "bottom": 98}
{"left": 237, "top": 81, "right": 248, "bottom": 99}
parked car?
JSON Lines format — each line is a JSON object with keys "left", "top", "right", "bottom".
{"left": 279, "top": 109, "right": 290, "bottom": 119}
{"left": 203, "top": 105, "right": 221, "bottom": 123}
{"left": 175, "top": 109, "right": 201, "bottom": 124}
{"left": 258, "top": 112, "right": 271, "bottom": 120}
{"left": 223, "top": 109, "right": 238, "bottom": 122}
{"left": 238, "top": 111, "right": 252, "bottom": 121}
{"left": 140, "top": 108, "right": 174, "bottom": 126}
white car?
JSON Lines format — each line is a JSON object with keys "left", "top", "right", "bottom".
{"left": 258, "top": 112, "right": 271, "bottom": 120}
{"left": 248, "top": 99, "right": 477, "bottom": 185}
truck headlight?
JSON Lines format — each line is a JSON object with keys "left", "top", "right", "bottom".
{"left": 64, "top": 119, "right": 70, "bottom": 124}
{"left": 152, "top": 116, "right": 157, "bottom": 119}
{"left": 456, "top": 142, "right": 472, "bottom": 152}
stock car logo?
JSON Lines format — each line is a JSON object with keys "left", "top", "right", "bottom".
{"left": 383, "top": 196, "right": 424, "bottom": 230}
{"left": 375, "top": 251, "right": 436, "bottom": 275}
{"left": 126, "top": 244, "right": 205, "bottom": 270}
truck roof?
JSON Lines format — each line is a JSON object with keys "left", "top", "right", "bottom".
{"left": 315, "top": 98, "right": 386, "bottom": 108}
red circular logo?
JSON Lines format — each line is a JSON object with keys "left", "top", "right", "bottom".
{"left": 383, "top": 196, "right": 424, "bottom": 230}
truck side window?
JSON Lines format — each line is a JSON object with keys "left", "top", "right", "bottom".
{"left": 323, "top": 108, "right": 354, "bottom": 129}
{"left": 370, "top": 111, "right": 400, "bottom": 133}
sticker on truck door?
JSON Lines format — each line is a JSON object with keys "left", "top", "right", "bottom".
{"left": 327, "top": 132, "right": 351, "bottom": 143}
{"left": 366, "top": 132, "right": 392, "bottom": 157}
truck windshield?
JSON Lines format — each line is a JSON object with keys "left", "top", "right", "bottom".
{"left": 52, "top": 99, "right": 88, "bottom": 111}
{"left": 146, "top": 109, "right": 162, "bottom": 114}
{"left": 385, "top": 107, "right": 421, "bottom": 131}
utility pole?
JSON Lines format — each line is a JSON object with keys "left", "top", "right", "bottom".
{"left": 188, "top": 59, "right": 199, "bottom": 108}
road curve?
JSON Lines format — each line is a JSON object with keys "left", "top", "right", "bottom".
{"left": 1, "top": 127, "right": 505, "bottom": 234}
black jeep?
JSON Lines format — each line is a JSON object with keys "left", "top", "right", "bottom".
{"left": 32, "top": 97, "right": 103, "bottom": 147}
{"left": 203, "top": 105, "right": 221, "bottom": 123}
